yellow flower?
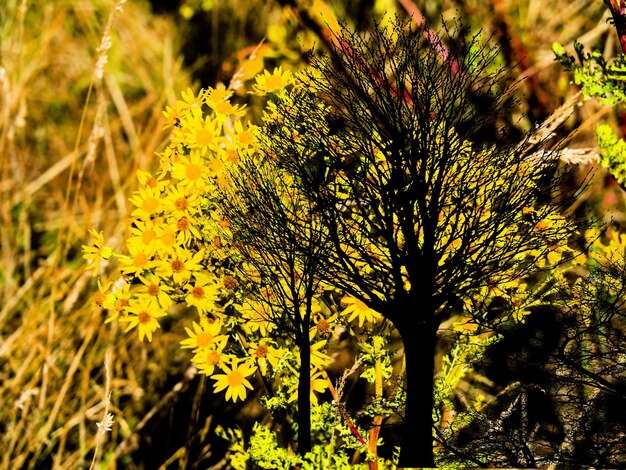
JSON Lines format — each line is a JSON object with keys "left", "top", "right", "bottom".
{"left": 206, "top": 85, "right": 231, "bottom": 105}
{"left": 153, "top": 218, "right": 178, "bottom": 256}
{"left": 212, "top": 358, "right": 256, "bottom": 403}
{"left": 177, "top": 114, "right": 222, "bottom": 155}
{"left": 207, "top": 92, "right": 247, "bottom": 118}
{"left": 82, "top": 229, "right": 114, "bottom": 275}
{"left": 184, "top": 275, "right": 219, "bottom": 314}
{"left": 340, "top": 296, "right": 383, "bottom": 327}
{"left": 226, "top": 119, "right": 258, "bottom": 152}
{"left": 163, "top": 184, "right": 201, "bottom": 219}
{"left": 247, "top": 338, "right": 284, "bottom": 376}
{"left": 250, "top": 67, "right": 293, "bottom": 95}
{"left": 158, "top": 246, "right": 205, "bottom": 285}
{"left": 310, "top": 336, "right": 332, "bottom": 370}
{"left": 181, "top": 316, "right": 228, "bottom": 350}
{"left": 288, "top": 370, "right": 330, "bottom": 407}
{"left": 193, "top": 346, "right": 229, "bottom": 376}
{"left": 311, "top": 311, "right": 339, "bottom": 338}
{"left": 127, "top": 218, "right": 160, "bottom": 257}
{"left": 169, "top": 214, "right": 202, "bottom": 246}
{"left": 137, "top": 273, "right": 173, "bottom": 309}
{"left": 119, "top": 242, "right": 154, "bottom": 277}
{"left": 180, "top": 87, "right": 206, "bottom": 109}
{"left": 92, "top": 278, "right": 115, "bottom": 310}
{"left": 136, "top": 169, "right": 169, "bottom": 191}
{"left": 129, "top": 186, "right": 163, "bottom": 220}
{"left": 121, "top": 297, "right": 167, "bottom": 342}
{"left": 239, "top": 299, "right": 274, "bottom": 337}
{"left": 105, "top": 281, "right": 133, "bottom": 323}
{"left": 162, "top": 100, "right": 186, "bottom": 128}
{"left": 171, "top": 153, "right": 209, "bottom": 192}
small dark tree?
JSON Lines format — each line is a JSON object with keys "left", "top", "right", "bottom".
{"left": 256, "top": 18, "right": 580, "bottom": 467}
{"left": 549, "top": 250, "right": 626, "bottom": 467}
{"left": 437, "top": 246, "right": 626, "bottom": 468}
{"left": 218, "top": 149, "right": 332, "bottom": 455}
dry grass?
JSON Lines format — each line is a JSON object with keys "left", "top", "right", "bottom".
{"left": 0, "top": 0, "right": 192, "bottom": 467}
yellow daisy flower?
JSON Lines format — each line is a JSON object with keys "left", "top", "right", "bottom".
{"left": 239, "top": 299, "right": 274, "bottom": 337}
{"left": 311, "top": 311, "right": 339, "bottom": 338}
{"left": 171, "top": 152, "right": 209, "bottom": 192}
{"left": 340, "top": 296, "right": 383, "bottom": 327}
{"left": 180, "top": 87, "right": 206, "bottom": 109}
{"left": 158, "top": 246, "right": 205, "bottom": 285}
{"left": 184, "top": 275, "right": 219, "bottom": 314}
{"left": 288, "top": 370, "right": 330, "bottom": 407}
{"left": 92, "top": 278, "right": 115, "bottom": 310}
{"left": 137, "top": 273, "right": 173, "bottom": 309}
{"left": 181, "top": 316, "right": 227, "bottom": 350}
{"left": 310, "top": 336, "right": 332, "bottom": 370}
{"left": 153, "top": 218, "right": 178, "bottom": 257}
{"left": 226, "top": 119, "right": 258, "bottom": 152}
{"left": 136, "top": 169, "right": 169, "bottom": 191}
{"left": 247, "top": 338, "right": 284, "bottom": 376}
{"left": 208, "top": 96, "right": 247, "bottom": 118}
{"left": 193, "top": 346, "right": 229, "bottom": 376}
{"left": 127, "top": 218, "right": 160, "bottom": 257}
{"left": 212, "top": 358, "right": 256, "bottom": 403}
{"left": 162, "top": 100, "right": 186, "bottom": 128}
{"left": 105, "top": 281, "right": 133, "bottom": 323}
{"left": 129, "top": 186, "right": 164, "bottom": 220}
{"left": 177, "top": 114, "right": 222, "bottom": 155}
{"left": 163, "top": 184, "right": 201, "bottom": 218}
{"left": 119, "top": 242, "right": 154, "bottom": 277}
{"left": 206, "top": 85, "right": 232, "bottom": 105}
{"left": 82, "top": 229, "right": 114, "bottom": 275}
{"left": 121, "top": 297, "right": 167, "bottom": 342}
{"left": 250, "top": 66, "right": 293, "bottom": 96}
{"left": 170, "top": 215, "right": 202, "bottom": 246}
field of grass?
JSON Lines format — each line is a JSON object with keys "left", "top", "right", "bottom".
{"left": 0, "top": 1, "right": 197, "bottom": 467}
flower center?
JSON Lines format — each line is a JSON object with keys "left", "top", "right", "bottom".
{"left": 223, "top": 275, "right": 238, "bottom": 290}
{"left": 227, "top": 370, "right": 244, "bottom": 387}
{"left": 206, "top": 351, "right": 220, "bottom": 366}
{"left": 266, "top": 75, "right": 283, "bottom": 90}
{"left": 147, "top": 283, "right": 160, "bottom": 296}
{"left": 143, "top": 197, "right": 159, "bottom": 213}
{"left": 175, "top": 197, "right": 189, "bottom": 211}
{"left": 161, "top": 231, "right": 176, "bottom": 247}
{"left": 316, "top": 318, "right": 330, "bottom": 335}
{"left": 177, "top": 217, "right": 190, "bottom": 231}
{"left": 196, "top": 129, "right": 214, "bottom": 147}
{"left": 186, "top": 163, "right": 202, "bottom": 181}
{"left": 196, "top": 331, "right": 213, "bottom": 348}
{"left": 171, "top": 259, "right": 185, "bottom": 273}
{"left": 146, "top": 177, "right": 157, "bottom": 188}
{"left": 142, "top": 229, "right": 156, "bottom": 245}
{"left": 134, "top": 253, "right": 148, "bottom": 268}
{"left": 138, "top": 311, "right": 151, "bottom": 324}
{"left": 192, "top": 286, "right": 205, "bottom": 299}
{"left": 208, "top": 158, "right": 223, "bottom": 173}
{"left": 255, "top": 344, "right": 268, "bottom": 358}
{"left": 226, "top": 149, "right": 239, "bottom": 162}
{"left": 238, "top": 131, "right": 253, "bottom": 146}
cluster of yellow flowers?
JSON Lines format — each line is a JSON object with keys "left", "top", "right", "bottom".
{"left": 83, "top": 66, "right": 386, "bottom": 404}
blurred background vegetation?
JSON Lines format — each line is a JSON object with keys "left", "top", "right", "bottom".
{"left": 0, "top": 0, "right": 623, "bottom": 468}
